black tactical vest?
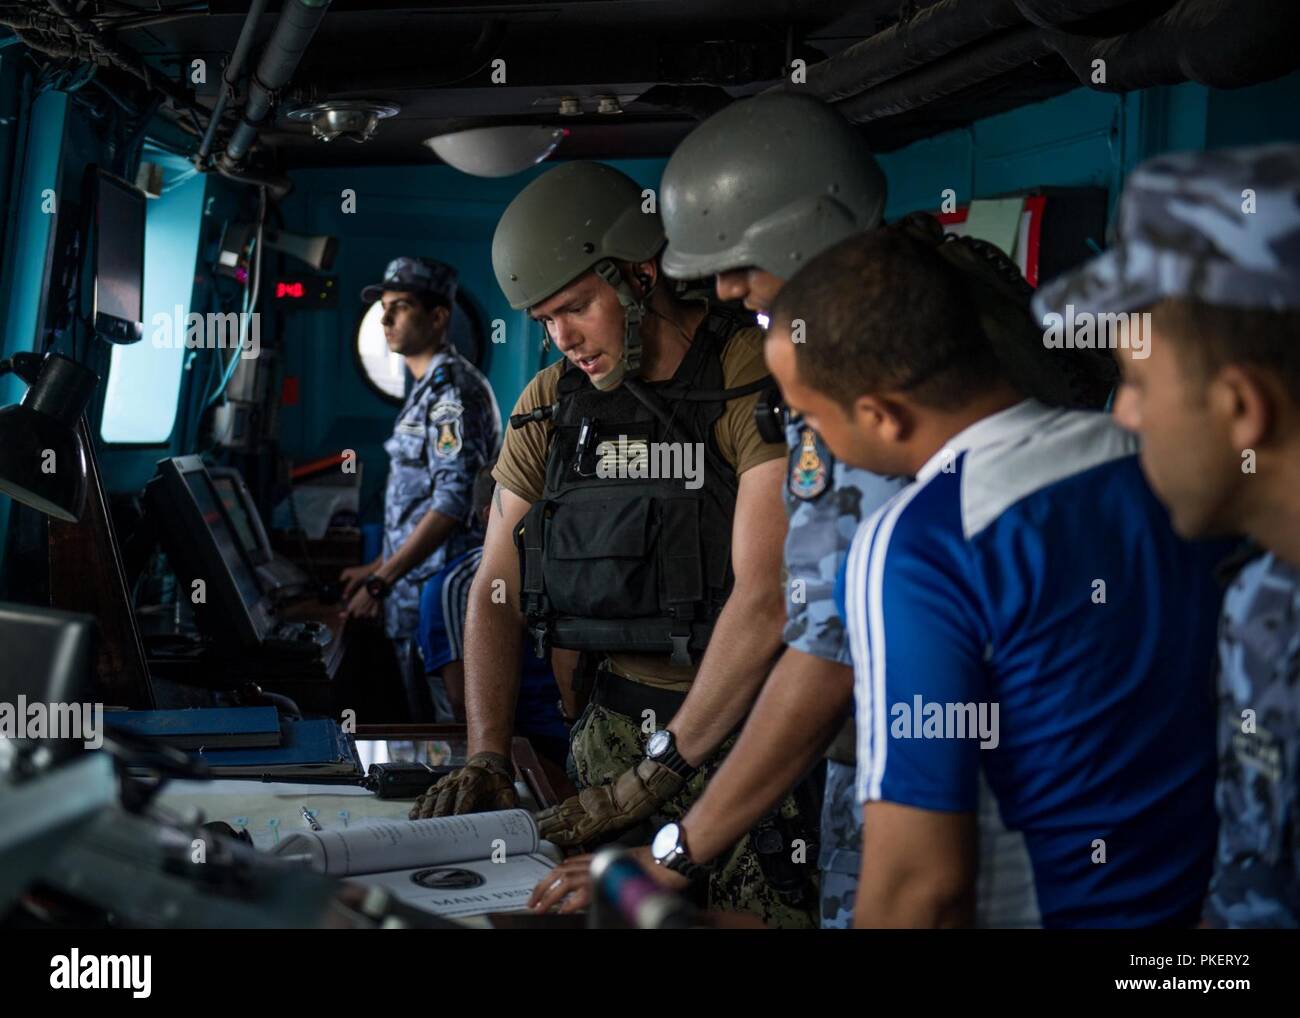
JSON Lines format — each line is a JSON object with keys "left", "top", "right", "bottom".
{"left": 514, "top": 307, "right": 765, "bottom": 667}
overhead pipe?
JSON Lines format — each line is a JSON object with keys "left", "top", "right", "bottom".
{"left": 786, "top": 0, "right": 1143, "bottom": 104}
{"left": 196, "top": 0, "right": 270, "bottom": 166}
{"left": 219, "top": 0, "right": 332, "bottom": 170}
{"left": 791, "top": 0, "right": 1028, "bottom": 103}
{"left": 831, "top": 26, "right": 1051, "bottom": 123}
{"left": 798, "top": 0, "right": 1297, "bottom": 127}
{"left": 215, "top": 161, "right": 293, "bottom": 201}
{"left": 1011, "top": 0, "right": 1179, "bottom": 31}
{"left": 1043, "top": 0, "right": 1300, "bottom": 91}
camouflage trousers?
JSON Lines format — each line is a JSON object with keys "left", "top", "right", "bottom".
{"left": 818, "top": 760, "right": 861, "bottom": 929}
{"left": 569, "top": 701, "right": 820, "bottom": 929}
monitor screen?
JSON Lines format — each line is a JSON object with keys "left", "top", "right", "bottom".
{"left": 0, "top": 603, "right": 94, "bottom": 706}
{"left": 211, "top": 474, "right": 265, "bottom": 565}
{"left": 93, "top": 171, "right": 145, "bottom": 344}
{"left": 145, "top": 456, "right": 276, "bottom": 648}
{"left": 182, "top": 470, "right": 265, "bottom": 612}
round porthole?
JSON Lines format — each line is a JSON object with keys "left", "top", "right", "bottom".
{"left": 353, "top": 289, "right": 487, "bottom": 404}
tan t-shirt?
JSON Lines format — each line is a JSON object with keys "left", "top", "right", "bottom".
{"left": 493, "top": 324, "right": 783, "bottom": 689}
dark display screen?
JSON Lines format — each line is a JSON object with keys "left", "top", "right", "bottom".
{"left": 211, "top": 475, "right": 264, "bottom": 564}
{"left": 184, "top": 471, "right": 265, "bottom": 611}
{"left": 94, "top": 172, "right": 145, "bottom": 326}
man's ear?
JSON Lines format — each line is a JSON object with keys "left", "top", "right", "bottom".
{"left": 1215, "top": 363, "right": 1276, "bottom": 453}
{"left": 431, "top": 304, "right": 452, "bottom": 334}
{"left": 630, "top": 259, "right": 657, "bottom": 297}
{"left": 857, "top": 393, "right": 912, "bottom": 444}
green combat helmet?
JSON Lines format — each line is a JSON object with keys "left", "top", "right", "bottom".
{"left": 491, "top": 160, "right": 664, "bottom": 390}
{"left": 660, "top": 92, "right": 887, "bottom": 280}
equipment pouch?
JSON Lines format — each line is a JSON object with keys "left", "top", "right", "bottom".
{"left": 545, "top": 496, "right": 661, "bottom": 618}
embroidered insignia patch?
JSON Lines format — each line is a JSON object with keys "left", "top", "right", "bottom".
{"left": 434, "top": 419, "right": 463, "bottom": 459}
{"left": 789, "top": 428, "right": 828, "bottom": 500}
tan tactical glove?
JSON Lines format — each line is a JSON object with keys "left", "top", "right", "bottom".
{"left": 534, "top": 758, "right": 685, "bottom": 847}
{"left": 409, "top": 751, "right": 518, "bottom": 819}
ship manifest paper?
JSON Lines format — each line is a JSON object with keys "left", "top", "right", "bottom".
{"left": 272, "top": 809, "right": 562, "bottom": 919}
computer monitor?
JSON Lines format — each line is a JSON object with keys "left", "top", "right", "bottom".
{"left": 144, "top": 456, "right": 275, "bottom": 648}
{"left": 0, "top": 602, "right": 96, "bottom": 771}
{"left": 207, "top": 467, "right": 313, "bottom": 602}
{"left": 92, "top": 170, "right": 146, "bottom": 345}
{"left": 0, "top": 603, "right": 114, "bottom": 915}
{"left": 209, "top": 469, "right": 273, "bottom": 567}
{"left": 0, "top": 602, "right": 95, "bottom": 706}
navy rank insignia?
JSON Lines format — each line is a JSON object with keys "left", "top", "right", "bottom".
{"left": 789, "top": 428, "right": 829, "bottom": 500}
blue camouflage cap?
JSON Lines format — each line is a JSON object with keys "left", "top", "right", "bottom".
{"left": 1033, "top": 144, "right": 1300, "bottom": 323}
{"left": 361, "top": 255, "right": 458, "bottom": 305}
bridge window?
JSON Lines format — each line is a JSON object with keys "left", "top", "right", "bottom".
{"left": 99, "top": 153, "right": 206, "bottom": 444}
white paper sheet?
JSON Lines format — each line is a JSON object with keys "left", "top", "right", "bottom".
{"left": 273, "top": 809, "right": 541, "bottom": 876}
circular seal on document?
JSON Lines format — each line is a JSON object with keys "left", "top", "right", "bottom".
{"left": 411, "top": 867, "right": 486, "bottom": 890}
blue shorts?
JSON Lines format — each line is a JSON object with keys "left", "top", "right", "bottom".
{"left": 417, "top": 546, "right": 483, "bottom": 673}
{"left": 416, "top": 546, "right": 568, "bottom": 753}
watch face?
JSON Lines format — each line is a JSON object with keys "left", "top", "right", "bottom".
{"left": 651, "top": 822, "right": 680, "bottom": 862}
{"left": 646, "top": 729, "right": 670, "bottom": 758}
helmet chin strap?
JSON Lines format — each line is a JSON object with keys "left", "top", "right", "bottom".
{"left": 592, "top": 259, "right": 647, "bottom": 391}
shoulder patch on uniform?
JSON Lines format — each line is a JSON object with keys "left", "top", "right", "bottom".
{"left": 789, "top": 427, "right": 829, "bottom": 500}
{"left": 430, "top": 399, "right": 464, "bottom": 424}
{"left": 433, "top": 418, "right": 463, "bottom": 459}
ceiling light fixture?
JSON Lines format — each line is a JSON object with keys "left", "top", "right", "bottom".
{"left": 285, "top": 100, "right": 400, "bottom": 143}
{"left": 424, "top": 125, "right": 566, "bottom": 178}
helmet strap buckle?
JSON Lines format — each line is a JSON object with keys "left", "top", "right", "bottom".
{"left": 594, "top": 258, "right": 647, "bottom": 389}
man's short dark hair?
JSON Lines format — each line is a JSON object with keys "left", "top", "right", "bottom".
{"left": 771, "top": 225, "right": 1003, "bottom": 411}
{"left": 414, "top": 291, "right": 451, "bottom": 315}
{"left": 1150, "top": 298, "right": 1300, "bottom": 405}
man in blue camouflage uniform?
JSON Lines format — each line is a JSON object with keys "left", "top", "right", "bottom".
{"left": 783, "top": 422, "right": 903, "bottom": 926}
{"left": 340, "top": 256, "right": 501, "bottom": 721}
{"left": 1035, "top": 144, "right": 1300, "bottom": 927}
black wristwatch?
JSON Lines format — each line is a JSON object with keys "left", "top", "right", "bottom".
{"left": 651, "top": 821, "right": 708, "bottom": 881}
{"left": 364, "top": 574, "right": 392, "bottom": 600}
{"left": 644, "top": 728, "right": 695, "bottom": 779}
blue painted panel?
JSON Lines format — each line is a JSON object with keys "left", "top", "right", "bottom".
{"left": 879, "top": 87, "right": 1124, "bottom": 219}
{"left": 0, "top": 89, "right": 66, "bottom": 385}
{"left": 0, "top": 88, "right": 67, "bottom": 587}
{"left": 1206, "top": 72, "right": 1300, "bottom": 150}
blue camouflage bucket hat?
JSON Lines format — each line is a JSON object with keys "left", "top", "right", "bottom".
{"left": 361, "top": 256, "right": 459, "bottom": 305}
{"left": 1033, "top": 143, "right": 1300, "bottom": 322}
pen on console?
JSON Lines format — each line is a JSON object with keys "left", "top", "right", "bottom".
{"left": 301, "top": 806, "right": 322, "bottom": 831}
